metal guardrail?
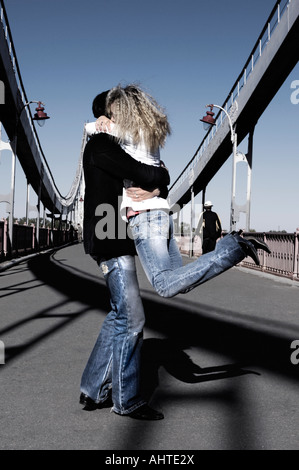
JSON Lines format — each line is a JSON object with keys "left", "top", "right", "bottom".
{"left": 0, "top": 219, "right": 78, "bottom": 261}
{"left": 176, "top": 231, "right": 299, "bottom": 281}
{"left": 241, "top": 231, "right": 299, "bottom": 281}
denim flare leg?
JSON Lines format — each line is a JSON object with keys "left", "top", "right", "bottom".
{"left": 129, "top": 210, "right": 246, "bottom": 298}
{"left": 80, "top": 255, "right": 146, "bottom": 415}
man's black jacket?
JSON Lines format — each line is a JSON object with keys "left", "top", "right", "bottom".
{"left": 83, "top": 133, "right": 170, "bottom": 260}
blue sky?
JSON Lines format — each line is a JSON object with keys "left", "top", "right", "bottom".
{"left": 1, "top": 0, "right": 298, "bottom": 232}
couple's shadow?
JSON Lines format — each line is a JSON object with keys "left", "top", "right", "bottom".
{"left": 140, "top": 338, "right": 258, "bottom": 402}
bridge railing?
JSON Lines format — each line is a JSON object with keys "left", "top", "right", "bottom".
{"left": 241, "top": 231, "right": 299, "bottom": 281}
{"left": 176, "top": 230, "right": 299, "bottom": 281}
{"left": 0, "top": 219, "right": 78, "bottom": 262}
{"left": 168, "top": 0, "right": 290, "bottom": 202}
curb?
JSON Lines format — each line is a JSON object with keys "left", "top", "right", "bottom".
{"left": 0, "top": 242, "right": 77, "bottom": 273}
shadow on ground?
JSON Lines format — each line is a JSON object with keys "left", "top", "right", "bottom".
{"left": 2, "top": 249, "right": 297, "bottom": 390}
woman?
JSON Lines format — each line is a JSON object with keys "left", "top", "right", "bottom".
{"left": 93, "top": 84, "right": 271, "bottom": 297}
{"left": 93, "top": 84, "right": 270, "bottom": 298}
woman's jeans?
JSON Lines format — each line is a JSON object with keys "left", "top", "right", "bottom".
{"left": 129, "top": 210, "right": 246, "bottom": 298}
{"left": 80, "top": 255, "right": 146, "bottom": 415}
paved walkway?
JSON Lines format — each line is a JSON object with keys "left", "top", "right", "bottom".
{"left": 0, "top": 243, "right": 298, "bottom": 450}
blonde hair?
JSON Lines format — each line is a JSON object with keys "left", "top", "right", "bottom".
{"left": 106, "top": 84, "right": 171, "bottom": 152}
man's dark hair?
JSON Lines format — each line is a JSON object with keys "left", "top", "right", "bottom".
{"left": 92, "top": 90, "right": 110, "bottom": 118}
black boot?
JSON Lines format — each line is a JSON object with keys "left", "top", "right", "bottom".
{"left": 233, "top": 234, "right": 271, "bottom": 266}
{"left": 238, "top": 239, "right": 260, "bottom": 265}
{"left": 244, "top": 236, "right": 271, "bottom": 254}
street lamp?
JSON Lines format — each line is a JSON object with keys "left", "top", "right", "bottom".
{"left": 32, "top": 101, "right": 50, "bottom": 127}
{"left": 9, "top": 100, "right": 50, "bottom": 251}
{"left": 200, "top": 103, "right": 239, "bottom": 232}
{"left": 200, "top": 105, "right": 217, "bottom": 130}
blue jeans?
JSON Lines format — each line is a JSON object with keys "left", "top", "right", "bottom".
{"left": 80, "top": 255, "right": 146, "bottom": 415}
{"left": 129, "top": 210, "right": 246, "bottom": 298}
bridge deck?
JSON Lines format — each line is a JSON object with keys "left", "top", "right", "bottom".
{"left": 0, "top": 243, "right": 298, "bottom": 450}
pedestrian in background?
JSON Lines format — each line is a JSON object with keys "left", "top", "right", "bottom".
{"left": 194, "top": 201, "right": 222, "bottom": 254}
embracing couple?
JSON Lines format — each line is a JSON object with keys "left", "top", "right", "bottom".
{"left": 79, "top": 84, "right": 270, "bottom": 420}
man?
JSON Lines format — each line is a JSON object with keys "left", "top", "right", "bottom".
{"left": 195, "top": 201, "right": 222, "bottom": 254}
{"left": 76, "top": 223, "right": 83, "bottom": 242}
{"left": 79, "top": 90, "right": 169, "bottom": 420}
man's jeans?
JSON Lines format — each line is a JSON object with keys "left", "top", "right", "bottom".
{"left": 80, "top": 255, "right": 146, "bottom": 415}
{"left": 129, "top": 210, "right": 246, "bottom": 298}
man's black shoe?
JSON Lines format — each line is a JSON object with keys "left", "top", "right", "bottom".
{"left": 126, "top": 404, "right": 164, "bottom": 420}
{"left": 79, "top": 392, "right": 113, "bottom": 411}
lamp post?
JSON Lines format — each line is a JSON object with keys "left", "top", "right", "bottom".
{"left": 200, "top": 103, "right": 239, "bottom": 231}
{"left": 9, "top": 101, "right": 50, "bottom": 251}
